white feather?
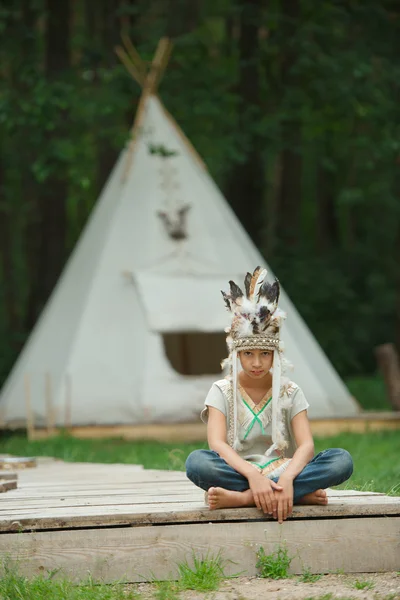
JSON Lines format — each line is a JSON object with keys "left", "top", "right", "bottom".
{"left": 253, "top": 268, "right": 267, "bottom": 301}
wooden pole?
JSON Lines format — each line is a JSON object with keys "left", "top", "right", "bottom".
{"left": 65, "top": 373, "right": 72, "bottom": 431}
{"left": 375, "top": 343, "right": 400, "bottom": 411}
{"left": 122, "top": 38, "right": 173, "bottom": 182}
{"left": 45, "top": 372, "right": 56, "bottom": 436}
{"left": 24, "top": 373, "right": 35, "bottom": 440}
{"left": 159, "top": 102, "right": 207, "bottom": 171}
{"left": 121, "top": 31, "right": 147, "bottom": 81}
{"left": 114, "top": 45, "right": 144, "bottom": 86}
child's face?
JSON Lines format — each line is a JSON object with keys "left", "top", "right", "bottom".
{"left": 239, "top": 350, "right": 273, "bottom": 379}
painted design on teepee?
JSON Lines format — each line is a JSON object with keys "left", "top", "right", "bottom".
{"left": 152, "top": 146, "right": 191, "bottom": 242}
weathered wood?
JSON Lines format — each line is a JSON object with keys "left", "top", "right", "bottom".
{"left": 376, "top": 343, "right": 400, "bottom": 410}
{"left": 1, "top": 518, "right": 399, "bottom": 582}
{"left": 0, "top": 458, "right": 36, "bottom": 470}
{"left": 1, "top": 494, "right": 399, "bottom": 533}
{"left": 0, "top": 471, "right": 17, "bottom": 481}
{"left": 17, "top": 411, "right": 400, "bottom": 442}
{"left": 0, "top": 480, "right": 17, "bottom": 493}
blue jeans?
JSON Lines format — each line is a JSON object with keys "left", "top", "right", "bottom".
{"left": 185, "top": 448, "right": 353, "bottom": 503}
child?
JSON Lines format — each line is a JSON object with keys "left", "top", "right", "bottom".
{"left": 186, "top": 267, "right": 353, "bottom": 524}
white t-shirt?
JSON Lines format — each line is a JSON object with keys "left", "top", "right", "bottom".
{"left": 201, "top": 379, "right": 309, "bottom": 464}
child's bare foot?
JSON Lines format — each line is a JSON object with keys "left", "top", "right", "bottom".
{"left": 207, "top": 487, "right": 254, "bottom": 510}
{"left": 297, "top": 489, "right": 328, "bottom": 506}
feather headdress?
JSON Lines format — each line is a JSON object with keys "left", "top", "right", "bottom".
{"left": 221, "top": 267, "right": 288, "bottom": 454}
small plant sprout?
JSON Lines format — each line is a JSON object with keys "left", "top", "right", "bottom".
{"left": 256, "top": 545, "right": 292, "bottom": 579}
{"left": 299, "top": 567, "right": 322, "bottom": 583}
{"left": 353, "top": 579, "right": 375, "bottom": 590}
{"left": 154, "top": 580, "right": 180, "bottom": 600}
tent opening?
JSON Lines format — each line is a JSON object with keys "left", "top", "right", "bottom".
{"left": 163, "top": 332, "right": 227, "bottom": 375}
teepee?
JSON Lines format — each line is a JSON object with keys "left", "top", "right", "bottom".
{"left": 0, "top": 38, "right": 360, "bottom": 431}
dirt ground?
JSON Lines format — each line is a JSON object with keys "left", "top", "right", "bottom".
{"left": 133, "top": 572, "right": 400, "bottom": 600}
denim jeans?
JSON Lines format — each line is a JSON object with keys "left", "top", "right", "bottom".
{"left": 186, "top": 448, "right": 353, "bottom": 503}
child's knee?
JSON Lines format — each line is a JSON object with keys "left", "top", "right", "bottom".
{"left": 185, "top": 449, "right": 216, "bottom": 482}
{"left": 329, "top": 448, "right": 353, "bottom": 480}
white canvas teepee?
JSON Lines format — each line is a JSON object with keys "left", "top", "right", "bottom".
{"left": 0, "top": 39, "right": 360, "bottom": 429}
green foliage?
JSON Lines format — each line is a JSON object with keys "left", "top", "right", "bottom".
{"left": 313, "top": 430, "right": 400, "bottom": 496}
{"left": 177, "top": 551, "right": 229, "bottom": 591}
{"left": 353, "top": 579, "right": 374, "bottom": 590}
{"left": 299, "top": 568, "right": 322, "bottom": 583}
{"left": 255, "top": 546, "right": 292, "bottom": 579}
{"left": 0, "top": 563, "right": 138, "bottom": 600}
{"left": 1, "top": 0, "right": 400, "bottom": 386}
{"left": 154, "top": 580, "right": 180, "bottom": 600}
{"left": 346, "top": 375, "right": 391, "bottom": 412}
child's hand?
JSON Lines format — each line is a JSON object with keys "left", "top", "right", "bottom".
{"left": 274, "top": 476, "right": 294, "bottom": 523}
{"left": 248, "top": 472, "right": 283, "bottom": 514}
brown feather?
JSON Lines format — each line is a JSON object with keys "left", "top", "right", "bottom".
{"left": 244, "top": 272, "right": 252, "bottom": 299}
{"left": 258, "top": 278, "right": 280, "bottom": 305}
{"left": 249, "top": 266, "right": 262, "bottom": 299}
{"left": 229, "top": 280, "right": 243, "bottom": 303}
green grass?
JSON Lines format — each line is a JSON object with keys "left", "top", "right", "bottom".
{"left": 0, "top": 565, "right": 139, "bottom": 600}
{"left": 353, "top": 578, "right": 374, "bottom": 590}
{"left": 1, "top": 429, "right": 399, "bottom": 495}
{"left": 298, "top": 568, "right": 322, "bottom": 583}
{"left": 154, "top": 580, "right": 180, "bottom": 600}
{"left": 255, "top": 546, "right": 293, "bottom": 579}
{"left": 177, "top": 551, "right": 230, "bottom": 591}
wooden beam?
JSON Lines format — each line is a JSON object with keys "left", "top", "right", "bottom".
{"left": 64, "top": 373, "right": 72, "bottom": 431}
{"left": 15, "top": 411, "right": 400, "bottom": 442}
{"left": 1, "top": 518, "right": 399, "bottom": 581}
{"left": 45, "top": 372, "right": 56, "bottom": 436}
{"left": 24, "top": 373, "right": 35, "bottom": 440}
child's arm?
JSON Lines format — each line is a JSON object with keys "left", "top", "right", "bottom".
{"left": 207, "top": 406, "right": 283, "bottom": 514}
{"left": 275, "top": 409, "right": 314, "bottom": 522}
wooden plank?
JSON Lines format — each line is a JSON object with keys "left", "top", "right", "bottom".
{"left": 0, "top": 480, "right": 17, "bottom": 493}
{"left": 1, "top": 495, "right": 399, "bottom": 532}
{"left": 0, "top": 491, "right": 392, "bottom": 511}
{"left": 17, "top": 412, "right": 400, "bottom": 442}
{"left": 1, "top": 517, "right": 399, "bottom": 582}
{"left": 1, "top": 494, "right": 398, "bottom": 519}
{"left": 0, "top": 458, "right": 36, "bottom": 470}
{"left": 0, "top": 471, "right": 17, "bottom": 481}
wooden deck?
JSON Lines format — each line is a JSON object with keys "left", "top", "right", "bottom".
{"left": 0, "top": 459, "right": 399, "bottom": 583}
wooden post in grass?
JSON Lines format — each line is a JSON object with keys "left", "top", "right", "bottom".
{"left": 65, "top": 373, "right": 72, "bottom": 431}
{"left": 24, "top": 373, "right": 35, "bottom": 440}
{"left": 45, "top": 372, "right": 56, "bottom": 436}
{"left": 375, "top": 343, "right": 400, "bottom": 411}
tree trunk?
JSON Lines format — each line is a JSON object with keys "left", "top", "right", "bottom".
{"left": 317, "top": 157, "right": 338, "bottom": 252}
{"left": 225, "top": 0, "right": 264, "bottom": 248}
{"left": 275, "top": 0, "right": 302, "bottom": 251}
{"left": 25, "top": 0, "right": 71, "bottom": 327}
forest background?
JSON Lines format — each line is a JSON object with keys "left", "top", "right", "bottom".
{"left": 0, "top": 0, "right": 399, "bottom": 390}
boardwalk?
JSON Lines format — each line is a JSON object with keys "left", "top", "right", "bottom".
{"left": 0, "top": 459, "right": 399, "bottom": 582}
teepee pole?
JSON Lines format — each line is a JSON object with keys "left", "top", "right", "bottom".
{"left": 122, "top": 37, "right": 173, "bottom": 182}
{"left": 160, "top": 103, "right": 207, "bottom": 171}
{"left": 121, "top": 31, "right": 146, "bottom": 81}
{"left": 116, "top": 36, "right": 206, "bottom": 172}
{"left": 115, "top": 45, "right": 144, "bottom": 87}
